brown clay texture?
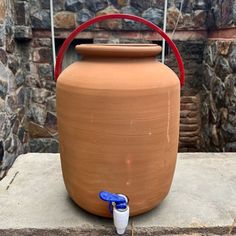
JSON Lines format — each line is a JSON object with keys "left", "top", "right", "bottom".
{"left": 56, "top": 44, "right": 180, "bottom": 217}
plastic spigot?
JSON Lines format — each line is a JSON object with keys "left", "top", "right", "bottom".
{"left": 99, "top": 191, "right": 129, "bottom": 235}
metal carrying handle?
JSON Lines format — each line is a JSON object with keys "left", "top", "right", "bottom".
{"left": 55, "top": 14, "right": 185, "bottom": 86}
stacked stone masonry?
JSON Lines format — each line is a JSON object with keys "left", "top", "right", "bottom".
{"left": 202, "top": 40, "right": 236, "bottom": 151}
{"left": 27, "top": 38, "right": 59, "bottom": 154}
{"left": 0, "top": 0, "right": 236, "bottom": 176}
{"left": 43, "top": 0, "right": 210, "bottom": 30}
{"left": 0, "top": 0, "right": 29, "bottom": 179}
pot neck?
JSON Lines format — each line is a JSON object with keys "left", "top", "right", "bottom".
{"left": 75, "top": 44, "right": 162, "bottom": 59}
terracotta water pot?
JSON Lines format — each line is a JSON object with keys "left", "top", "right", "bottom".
{"left": 55, "top": 14, "right": 184, "bottom": 218}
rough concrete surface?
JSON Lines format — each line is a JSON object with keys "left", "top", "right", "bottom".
{"left": 0, "top": 153, "right": 236, "bottom": 235}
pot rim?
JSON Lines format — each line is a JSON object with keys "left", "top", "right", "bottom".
{"left": 75, "top": 44, "right": 162, "bottom": 58}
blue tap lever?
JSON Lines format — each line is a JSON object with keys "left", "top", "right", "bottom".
{"left": 99, "top": 191, "right": 128, "bottom": 211}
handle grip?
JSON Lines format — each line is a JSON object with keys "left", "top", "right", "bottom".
{"left": 55, "top": 14, "right": 185, "bottom": 86}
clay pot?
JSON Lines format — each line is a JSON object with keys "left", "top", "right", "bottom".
{"left": 56, "top": 44, "right": 180, "bottom": 217}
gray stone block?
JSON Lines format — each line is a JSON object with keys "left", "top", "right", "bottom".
{"left": 14, "top": 26, "right": 32, "bottom": 40}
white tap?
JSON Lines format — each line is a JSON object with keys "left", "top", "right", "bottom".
{"left": 99, "top": 191, "right": 130, "bottom": 235}
{"left": 113, "top": 194, "right": 129, "bottom": 235}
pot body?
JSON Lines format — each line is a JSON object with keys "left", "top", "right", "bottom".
{"left": 56, "top": 45, "right": 180, "bottom": 217}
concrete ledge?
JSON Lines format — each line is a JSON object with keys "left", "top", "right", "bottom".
{"left": 0, "top": 153, "right": 236, "bottom": 235}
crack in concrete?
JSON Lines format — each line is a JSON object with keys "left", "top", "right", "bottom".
{"left": 228, "top": 218, "right": 236, "bottom": 235}
{"left": 131, "top": 220, "right": 134, "bottom": 236}
{"left": 5, "top": 171, "right": 19, "bottom": 190}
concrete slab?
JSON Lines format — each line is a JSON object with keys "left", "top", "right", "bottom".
{"left": 0, "top": 153, "right": 236, "bottom": 235}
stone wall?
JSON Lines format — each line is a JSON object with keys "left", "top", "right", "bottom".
{"left": 26, "top": 37, "right": 58, "bottom": 153}
{"left": 210, "top": 0, "right": 236, "bottom": 29}
{"left": 0, "top": 0, "right": 30, "bottom": 178}
{"left": 200, "top": 0, "right": 236, "bottom": 151}
{"left": 201, "top": 40, "right": 236, "bottom": 151}
{"left": 0, "top": 1, "right": 58, "bottom": 178}
{"left": 30, "top": 0, "right": 208, "bottom": 31}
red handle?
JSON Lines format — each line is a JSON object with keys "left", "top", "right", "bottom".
{"left": 55, "top": 14, "right": 185, "bottom": 86}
